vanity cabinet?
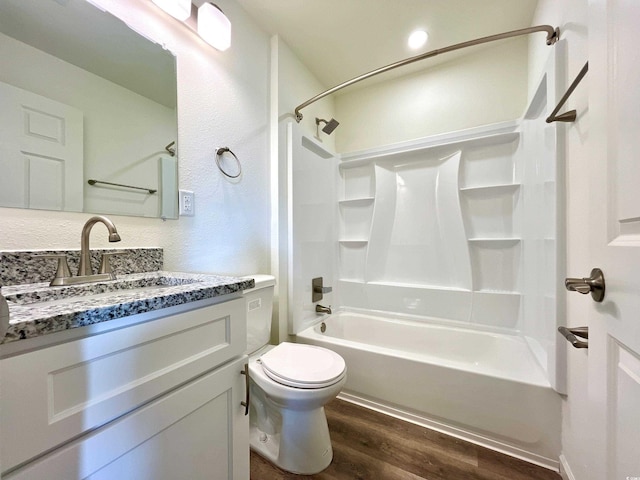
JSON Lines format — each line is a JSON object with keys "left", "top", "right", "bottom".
{"left": 0, "top": 296, "right": 249, "bottom": 480}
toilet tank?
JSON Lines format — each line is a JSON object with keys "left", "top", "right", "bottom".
{"left": 243, "top": 274, "right": 276, "bottom": 355}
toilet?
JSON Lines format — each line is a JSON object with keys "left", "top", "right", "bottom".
{"left": 243, "top": 275, "right": 346, "bottom": 475}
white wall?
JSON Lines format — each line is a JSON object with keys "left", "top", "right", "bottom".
{"left": 529, "top": 1, "right": 590, "bottom": 479}
{"left": 0, "top": 33, "right": 176, "bottom": 218}
{"left": 275, "top": 37, "right": 336, "bottom": 151}
{"left": 334, "top": 38, "right": 530, "bottom": 153}
{"left": 0, "top": 0, "right": 271, "bottom": 277}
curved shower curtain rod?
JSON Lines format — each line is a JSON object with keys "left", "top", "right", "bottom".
{"left": 294, "top": 25, "right": 560, "bottom": 122}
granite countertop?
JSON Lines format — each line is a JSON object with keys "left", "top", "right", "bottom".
{"left": 1, "top": 271, "right": 254, "bottom": 345}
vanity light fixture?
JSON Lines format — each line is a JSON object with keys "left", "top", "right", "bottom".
{"left": 152, "top": 0, "right": 191, "bottom": 21}
{"left": 151, "top": 0, "right": 231, "bottom": 51}
{"left": 197, "top": 3, "right": 231, "bottom": 51}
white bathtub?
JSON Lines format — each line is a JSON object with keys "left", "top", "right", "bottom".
{"left": 296, "top": 310, "right": 561, "bottom": 469}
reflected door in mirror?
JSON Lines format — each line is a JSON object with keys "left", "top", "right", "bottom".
{"left": 0, "top": 81, "right": 83, "bottom": 212}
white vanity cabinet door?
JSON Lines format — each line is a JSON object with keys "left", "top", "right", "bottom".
{"left": 4, "top": 356, "right": 250, "bottom": 480}
{"left": 0, "top": 297, "right": 246, "bottom": 473}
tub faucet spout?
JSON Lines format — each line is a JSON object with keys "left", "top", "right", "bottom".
{"left": 315, "top": 304, "right": 332, "bottom": 314}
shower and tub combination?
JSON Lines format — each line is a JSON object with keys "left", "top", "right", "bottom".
{"left": 282, "top": 26, "right": 566, "bottom": 471}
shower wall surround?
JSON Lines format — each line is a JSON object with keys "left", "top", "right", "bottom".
{"left": 335, "top": 58, "right": 563, "bottom": 392}
{"left": 287, "top": 51, "right": 563, "bottom": 393}
{"left": 288, "top": 117, "right": 562, "bottom": 391}
{"left": 287, "top": 124, "right": 338, "bottom": 336}
{"left": 337, "top": 125, "right": 524, "bottom": 326}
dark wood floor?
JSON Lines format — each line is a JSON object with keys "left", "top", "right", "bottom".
{"left": 250, "top": 399, "right": 561, "bottom": 480}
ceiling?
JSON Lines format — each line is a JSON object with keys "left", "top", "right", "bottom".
{"left": 236, "top": 0, "right": 539, "bottom": 92}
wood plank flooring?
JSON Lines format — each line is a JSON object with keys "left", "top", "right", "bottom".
{"left": 250, "top": 399, "right": 561, "bottom": 480}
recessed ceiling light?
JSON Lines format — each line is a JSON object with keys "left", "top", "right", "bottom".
{"left": 408, "top": 30, "right": 428, "bottom": 50}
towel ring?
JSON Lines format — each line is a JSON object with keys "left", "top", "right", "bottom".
{"left": 215, "top": 147, "right": 242, "bottom": 179}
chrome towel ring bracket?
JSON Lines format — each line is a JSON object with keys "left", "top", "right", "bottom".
{"left": 215, "top": 147, "right": 242, "bottom": 179}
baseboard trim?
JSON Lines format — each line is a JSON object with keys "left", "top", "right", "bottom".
{"left": 559, "top": 454, "right": 577, "bottom": 480}
{"left": 337, "top": 391, "right": 560, "bottom": 472}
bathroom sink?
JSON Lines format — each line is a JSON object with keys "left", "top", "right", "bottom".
{"left": 0, "top": 219, "right": 257, "bottom": 346}
{"left": 2, "top": 273, "right": 202, "bottom": 306}
{"left": 1, "top": 271, "right": 254, "bottom": 345}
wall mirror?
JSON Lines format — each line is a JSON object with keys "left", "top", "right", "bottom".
{"left": 0, "top": 0, "right": 179, "bottom": 219}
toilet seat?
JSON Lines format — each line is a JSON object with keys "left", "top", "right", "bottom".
{"left": 259, "top": 342, "right": 346, "bottom": 389}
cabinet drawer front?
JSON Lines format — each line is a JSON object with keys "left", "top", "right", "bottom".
{"left": 4, "top": 356, "right": 250, "bottom": 480}
{"left": 1, "top": 298, "right": 246, "bottom": 472}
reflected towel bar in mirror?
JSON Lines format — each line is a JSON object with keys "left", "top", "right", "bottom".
{"left": 88, "top": 179, "right": 157, "bottom": 194}
{"left": 165, "top": 141, "right": 176, "bottom": 156}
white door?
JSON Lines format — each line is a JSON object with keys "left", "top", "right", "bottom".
{"left": 0, "top": 81, "right": 83, "bottom": 211}
{"left": 586, "top": 0, "right": 640, "bottom": 479}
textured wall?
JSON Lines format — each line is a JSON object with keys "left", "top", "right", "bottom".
{"left": 334, "top": 38, "right": 530, "bottom": 153}
{"left": 0, "top": 0, "right": 271, "bottom": 277}
{"left": 276, "top": 37, "right": 336, "bottom": 151}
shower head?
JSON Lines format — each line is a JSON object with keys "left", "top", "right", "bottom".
{"left": 315, "top": 117, "right": 340, "bottom": 135}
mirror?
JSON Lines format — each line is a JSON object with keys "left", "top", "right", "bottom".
{"left": 0, "top": 0, "right": 178, "bottom": 219}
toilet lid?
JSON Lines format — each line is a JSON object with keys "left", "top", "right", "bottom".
{"left": 259, "top": 342, "right": 346, "bottom": 389}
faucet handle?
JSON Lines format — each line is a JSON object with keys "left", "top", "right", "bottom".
{"left": 37, "top": 254, "right": 73, "bottom": 286}
{"left": 312, "top": 277, "right": 332, "bottom": 302}
{"left": 99, "top": 251, "right": 128, "bottom": 275}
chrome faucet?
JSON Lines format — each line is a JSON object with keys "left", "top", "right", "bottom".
{"left": 77, "top": 216, "right": 121, "bottom": 276}
{"left": 315, "top": 304, "right": 332, "bottom": 314}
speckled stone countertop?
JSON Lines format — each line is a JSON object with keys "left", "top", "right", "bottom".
{"left": 1, "top": 272, "right": 254, "bottom": 345}
{"left": 0, "top": 248, "right": 163, "bottom": 287}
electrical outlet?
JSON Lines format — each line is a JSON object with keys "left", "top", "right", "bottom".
{"left": 179, "top": 190, "right": 195, "bottom": 216}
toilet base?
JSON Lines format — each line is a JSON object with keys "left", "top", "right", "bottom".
{"left": 250, "top": 406, "right": 333, "bottom": 475}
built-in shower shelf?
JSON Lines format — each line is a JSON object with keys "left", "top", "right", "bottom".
{"left": 339, "top": 197, "right": 375, "bottom": 206}
{"left": 467, "top": 238, "right": 521, "bottom": 245}
{"left": 459, "top": 183, "right": 521, "bottom": 193}
{"left": 339, "top": 239, "right": 369, "bottom": 245}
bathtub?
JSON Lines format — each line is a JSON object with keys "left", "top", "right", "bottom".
{"left": 295, "top": 310, "right": 561, "bottom": 469}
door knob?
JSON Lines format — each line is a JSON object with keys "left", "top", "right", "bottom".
{"left": 565, "top": 268, "right": 605, "bottom": 302}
